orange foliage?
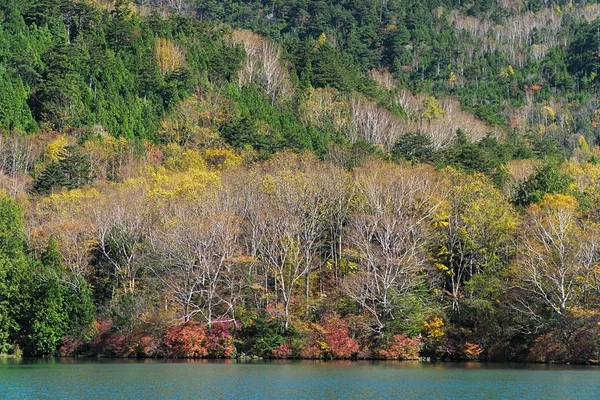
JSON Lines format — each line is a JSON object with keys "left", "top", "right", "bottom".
{"left": 163, "top": 322, "right": 208, "bottom": 358}
{"left": 378, "top": 334, "right": 421, "bottom": 360}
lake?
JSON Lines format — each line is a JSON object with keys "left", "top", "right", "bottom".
{"left": 0, "top": 359, "right": 599, "bottom": 399}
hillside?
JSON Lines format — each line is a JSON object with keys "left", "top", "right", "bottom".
{"left": 1, "top": 0, "right": 600, "bottom": 362}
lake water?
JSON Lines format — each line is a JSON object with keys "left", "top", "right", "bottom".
{"left": 0, "top": 359, "right": 599, "bottom": 399}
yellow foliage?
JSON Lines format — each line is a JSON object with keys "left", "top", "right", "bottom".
{"left": 578, "top": 135, "right": 590, "bottom": 154}
{"left": 539, "top": 193, "right": 578, "bottom": 212}
{"left": 499, "top": 66, "right": 515, "bottom": 79}
{"left": 423, "top": 317, "right": 445, "bottom": 338}
{"left": 317, "top": 32, "right": 327, "bottom": 47}
{"left": 435, "top": 262, "right": 451, "bottom": 275}
{"left": 261, "top": 174, "right": 277, "bottom": 195}
{"left": 147, "top": 166, "right": 220, "bottom": 200}
{"left": 432, "top": 208, "right": 449, "bottom": 228}
{"left": 422, "top": 96, "right": 446, "bottom": 120}
{"left": 102, "top": 135, "right": 129, "bottom": 154}
{"left": 543, "top": 106, "right": 556, "bottom": 121}
{"left": 45, "top": 136, "right": 70, "bottom": 163}
{"left": 203, "top": 148, "right": 241, "bottom": 170}
{"left": 299, "top": 87, "right": 351, "bottom": 133}
{"left": 537, "top": 124, "right": 546, "bottom": 135}
{"left": 37, "top": 187, "right": 100, "bottom": 220}
{"left": 164, "top": 148, "right": 207, "bottom": 172}
{"left": 155, "top": 38, "right": 186, "bottom": 75}
{"left": 448, "top": 71, "right": 457, "bottom": 85}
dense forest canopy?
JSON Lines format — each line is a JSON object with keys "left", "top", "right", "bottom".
{"left": 2, "top": 0, "right": 600, "bottom": 362}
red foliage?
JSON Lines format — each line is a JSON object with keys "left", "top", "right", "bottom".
{"left": 299, "top": 340, "right": 324, "bottom": 359}
{"left": 321, "top": 314, "right": 359, "bottom": 359}
{"left": 378, "top": 334, "right": 421, "bottom": 360}
{"left": 206, "top": 320, "right": 236, "bottom": 358}
{"left": 58, "top": 337, "right": 81, "bottom": 357}
{"left": 137, "top": 335, "right": 159, "bottom": 357}
{"left": 356, "top": 346, "right": 373, "bottom": 360}
{"left": 92, "top": 319, "right": 128, "bottom": 357}
{"left": 272, "top": 342, "right": 293, "bottom": 359}
{"left": 163, "top": 322, "right": 208, "bottom": 358}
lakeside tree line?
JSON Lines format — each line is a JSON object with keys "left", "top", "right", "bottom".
{"left": 2, "top": 0, "right": 600, "bottom": 362}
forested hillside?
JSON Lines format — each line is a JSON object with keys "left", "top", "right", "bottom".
{"left": 2, "top": 0, "right": 600, "bottom": 362}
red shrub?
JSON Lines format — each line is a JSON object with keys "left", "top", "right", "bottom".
{"left": 299, "top": 340, "right": 324, "bottom": 359}
{"left": 206, "top": 320, "right": 236, "bottom": 358}
{"left": 272, "top": 342, "right": 293, "bottom": 359}
{"left": 163, "top": 322, "right": 208, "bottom": 358}
{"left": 136, "top": 335, "right": 160, "bottom": 357}
{"left": 378, "top": 334, "right": 421, "bottom": 360}
{"left": 58, "top": 337, "right": 81, "bottom": 357}
{"left": 92, "top": 319, "right": 128, "bottom": 357}
{"left": 321, "top": 314, "right": 359, "bottom": 359}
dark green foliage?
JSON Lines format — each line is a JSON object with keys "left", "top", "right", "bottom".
{"left": 25, "top": 238, "right": 95, "bottom": 354}
{"left": 0, "top": 212, "right": 95, "bottom": 355}
{"left": 221, "top": 84, "right": 328, "bottom": 157}
{"left": 513, "top": 162, "right": 574, "bottom": 208}
{"left": 568, "top": 19, "right": 600, "bottom": 81}
{"left": 0, "top": 194, "right": 29, "bottom": 353}
{"left": 237, "top": 310, "right": 289, "bottom": 357}
{"left": 392, "top": 132, "right": 435, "bottom": 164}
{"left": 33, "top": 146, "right": 92, "bottom": 194}
{"left": 0, "top": 0, "right": 242, "bottom": 139}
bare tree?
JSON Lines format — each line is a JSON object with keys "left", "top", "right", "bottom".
{"left": 0, "top": 133, "right": 36, "bottom": 196}
{"left": 230, "top": 30, "right": 294, "bottom": 104}
{"left": 250, "top": 153, "right": 336, "bottom": 329}
{"left": 91, "top": 183, "right": 152, "bottom": 296}
{"left": 151, "top": 189, "right": 242, "bottom": 325}
{"left": 511, "top": 194, "right": 597, "bottom": 320}
{"left": 344, "top": 162, "right": 442, "bottom": 332}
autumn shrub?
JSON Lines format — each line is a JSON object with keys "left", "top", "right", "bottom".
{"left": 421, "top": 316, "right": 446, "bottom": 357}
{"left": 163, "top": 322, "right": 208, "bottom": 358}
{"left": 463, "top": 342, "right": 484, "bottom": 360}
{"left": 378, "top": 334, "right": 422, "bottom": 360}
{"left": 528, "top": 308, "right": 600, "bottom": 364}
{"left": 298, "top": 315, "right": 359, "bottom": 359}
{"left": 58, "top": 337, "right": 82, "bottom": 357}
{"left": 321, "top": 314, "right": 359, "bottom": 359}
{"left": 299, "top": 336, "right": 327, "bottom": 359}
{"left": 137, "top": 335, "right": 160, "bottom": 357}
{"left": 271, "top": 342, "right": 293, "bottom": 359}
{"left": 206, "top": 320, "right": 236, "bottom": 358}
{"left": 92, "top": 319, "right": 128, "bottom": 357}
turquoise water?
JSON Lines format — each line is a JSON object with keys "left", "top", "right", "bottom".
{"left": 0, "top": 359, "right": 599, "bottom": 399}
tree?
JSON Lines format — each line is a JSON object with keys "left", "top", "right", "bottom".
{"left": 513, "top": 162, "right": 573, "bottom": 208}
{"left": 250, "top": 153, "right": 335, "bottom": 330}
{"left": 151, "top": 189, "right": 242, "bottom": 325}
{"left": 155, "top": 38, "right": 186, "bottom": 76}
{"left": 434, "top": 169, "right": 516, "bottom": 312}
{"left": 511, "top": 194, "right": 598, "bottom": 324}
{"left": 91, "top": 181, "right": 152, "bottom": 296}
{"left": 344, "top": 161, "right": 441, "bottom": 333}
{"left": 33, "top": 146, "right": 92, "bottom": 194}
{"left": 0, "top": 193, "right": 29, "bottom": 353}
